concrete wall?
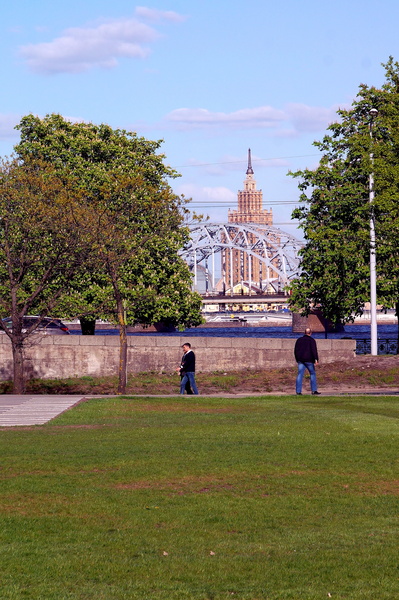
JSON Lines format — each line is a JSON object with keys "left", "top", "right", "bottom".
{"left": 0, "top": 334, "right": 356, "bottom": 381}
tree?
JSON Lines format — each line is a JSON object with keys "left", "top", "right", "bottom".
{"left": 82, "top": 172, "right": 203, "bottom": 392}
{"left": 0, "top": 157, "right": 93, "bottom": 393}
{"left": 289, "top": 57, "right": 399, "bottom": 331}
{"left": 15, "top": 114, "right": 203, "bottom": 393}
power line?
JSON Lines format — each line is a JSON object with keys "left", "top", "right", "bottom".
{"left": 187, "top": 201, "right": 299, "bottom": 206}
{"left": 186, "top": 221, "right": 300, "bottom": 226}
{"left": 172, "top": 153, "right": 319, "bottom": 169}
{"left": 187, "top": 205, "right": 300, "bottom": 210}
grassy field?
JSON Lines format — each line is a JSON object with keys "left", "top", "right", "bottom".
{"left": 1, "top": 394, "right": 398, "bottom": 599}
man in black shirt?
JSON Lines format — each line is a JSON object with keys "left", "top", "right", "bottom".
{"left": 179, "top": 343, "right": 199, "bottom": 395}
{"left": 294, "top": 327, "right": 320, "bottom": 395}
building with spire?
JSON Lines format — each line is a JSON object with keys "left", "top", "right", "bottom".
{"left": 222, "top": 149, "right": 276, "bottom": 292}
{"left": 228, "top": 149, "right": 273, "bottom": 226}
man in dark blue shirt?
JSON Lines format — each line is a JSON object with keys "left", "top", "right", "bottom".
{"left": 179, "top": 343, "right": 199, "bottom": 395}
{"left": 294, "top": 328, "right": 320, "bottom": 395}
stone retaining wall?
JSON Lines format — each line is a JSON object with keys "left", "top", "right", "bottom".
{"left": 0, "top": 335, "right": 356, "bottom": 381}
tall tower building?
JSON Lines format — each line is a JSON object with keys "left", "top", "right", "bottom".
{"left": 228, "top": 149, "right": 273, "bottom": 225}
{"left": 222, "top": 149, "right": 275, "bottom": 292}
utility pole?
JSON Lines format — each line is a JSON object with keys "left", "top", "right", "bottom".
{"left": 369, "top": 108, "right": 378, "bottom": 356}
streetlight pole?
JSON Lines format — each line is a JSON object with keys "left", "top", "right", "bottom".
{"left": 369, "top": 108, "right": 378, "bottom": 356}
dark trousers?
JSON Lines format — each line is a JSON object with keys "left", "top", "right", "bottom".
{"left": 180, "top": 372, "right": 199, "bottom": 395}
{"left": 180, "top": 374, "right": 193, "bottom": 394}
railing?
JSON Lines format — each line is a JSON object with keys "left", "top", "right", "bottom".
{"left": 356, "top": 338, "right": 398, "bottom": 355}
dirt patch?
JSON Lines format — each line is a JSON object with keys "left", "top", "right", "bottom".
{"left": 343, "top": 479, "right": 399, "bottom": 496}
{"left": 132, "top": 402, "right": 244, "bottom": 413}
{"left": 2, "top": 354, "right": 399, "bottom": 396}
{"left": 234, "top": 354, "right": 399, "bottom": 395}
{"left": 47, "top": 424, "right": 114, "bottom": 431}
{"left": 366, "top": 480, "right": 399, "bottom": 496}
{"left": 116, "top": 472, "right": 399, "bottom": 497}
{"left": 115, "top": 474, "right": 239, "bottom": 495}
{"left": 0, "top": 423, "right": 114, "bottom": 432}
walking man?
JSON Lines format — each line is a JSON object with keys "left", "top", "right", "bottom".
{"left": 294, "top": 327, "right": 320, "bottom": 395}
{"left": 179, "top": 343, "right": 199, "bottom": 395}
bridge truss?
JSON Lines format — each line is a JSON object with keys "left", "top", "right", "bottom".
{"left": 181, "top": 222, "right": 303, "bottom": 294}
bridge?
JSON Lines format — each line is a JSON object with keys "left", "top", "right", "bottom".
{"left": 180, "top": 222, "right": 303, "bottom": 296}
{"left": 200, "top": 292, "right": 290, "bottom": 311}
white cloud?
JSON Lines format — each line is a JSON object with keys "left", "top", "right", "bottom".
{"left": 176, "top": 183, "right": 235, "bottom": 203}
{"left": 202, "top": 186, "right": 236, "bottom": 201}
{"left": 19, "top": 10, "right": 184, "bottom": 75}
{"left": 0, "top": 114, "right": 21, "bottom": 140}
{"left": 284, "top": 102, "right": 346, "bottom": 133}
{"left": 165, "top": 103, "right": 348, "bottom": 136}
{"left": 166, "top": 107, "right": 285, "bottom": 130}
{"left": 134, "top": 6, "right": 186, "bottom": 23}
{"left": 174, "top": 183, "right": 236, "bottom": 222}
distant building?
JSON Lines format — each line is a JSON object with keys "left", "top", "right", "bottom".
{"left": 222, "top": 149, "right": 277, "bottom": 292}
{"left": 228, "top": 149, "right": 273, "bottom": 226}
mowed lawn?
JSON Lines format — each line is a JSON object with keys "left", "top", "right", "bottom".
{"left": 1, "top": 395, "right": 399, "bottom": 600}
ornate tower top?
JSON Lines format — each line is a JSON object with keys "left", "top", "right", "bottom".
{"left": 228, "top": 148, "right": 272, "bottom": 226}
{"left": 246, "top": 148, "right": 254, "bottom": 176}
{"left": 244, "top": 148, "right": 256, "bottom": 192}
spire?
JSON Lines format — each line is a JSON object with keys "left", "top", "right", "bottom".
{"left": 246, "top": 148, "right": 254, "bottom": 175}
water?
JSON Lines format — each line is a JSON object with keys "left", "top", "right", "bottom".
{"left": 69, "top": 321, "right": 398, "bottom": 354}
{"left": 87, "top": 323, "right": 397, "bottom": 340}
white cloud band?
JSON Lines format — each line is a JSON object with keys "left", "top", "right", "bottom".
{"left": 19, "top": 9, "right": 185, "bottom": 75}
{"left": 164, "top": 103, "right": 347, "bottom": 136}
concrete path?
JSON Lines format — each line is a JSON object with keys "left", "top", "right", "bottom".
{"left": 0, "top": 396, "right": 84, "bottom": 427}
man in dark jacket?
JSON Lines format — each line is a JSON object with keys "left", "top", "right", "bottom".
{"left": 179, "top": 343, "right": 199, "bottom": 395}
{"left": 294, "top": 327, "right": 320, "bottom": 395}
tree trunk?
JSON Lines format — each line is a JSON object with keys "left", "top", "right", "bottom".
{"left": 79, "top": 317, "right": 96, "bottom": 335}
{"left": 116, "top": 298, "right": 128, "bottom": 395}
{"left": 12, "top": 338, "right": 26, "bottom": 394}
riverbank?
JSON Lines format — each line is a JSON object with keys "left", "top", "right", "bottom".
{"left": 65, "top": 313, "right": 398, "bottom": 333}
{"left": 3, "top": 354, "right": 398, "bottom": 396}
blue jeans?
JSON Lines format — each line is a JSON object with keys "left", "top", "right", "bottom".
{"left": 296, "top": 362, "right": 317, "bottom": 394}
{"left": 180, "top": 372, "right": 198, "bottom": 395}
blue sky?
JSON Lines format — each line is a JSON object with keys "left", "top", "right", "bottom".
{"left": 1, "top": 0, "right": 399, "bottom": 239}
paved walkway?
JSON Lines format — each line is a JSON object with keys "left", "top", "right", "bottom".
{"left": 0, "top": 396, "right": 85, "bottom": 427}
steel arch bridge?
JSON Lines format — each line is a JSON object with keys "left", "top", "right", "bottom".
{"left": 180, "top": 222, "right": 303, "bottom": 293}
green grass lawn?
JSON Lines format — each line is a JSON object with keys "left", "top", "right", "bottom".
{"left": 1, "top": 395, "right": 399, "bottom": 599}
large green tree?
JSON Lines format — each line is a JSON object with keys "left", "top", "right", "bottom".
{"left": 289, "top": 57, "right": 399, "bottom": 329}
{"left": 80, "top": 172, "right": 202, "bottom": 392}
{"left": 0, "top": 157, "right": 93, "bottom": 393}
{"left": 15, "top": 114, "right": 202, "bottom": 393}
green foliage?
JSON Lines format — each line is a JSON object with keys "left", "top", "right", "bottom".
{"left": 289, "top": 57, "right": 399, "bottom": 324}
{"left": 0, "top": 157, "right": 90, "bottom": 319}
{"left": 14, "top": 113, "right": 202, "bottom": 330}
{"left": 15, "top": 113, "right": 178, "bottom": 189}
{"left": 0, "top": 156, "right": 95, "bottom": 392}
{"left": 13, "top": 114, "right": 203, "bottom": 392}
